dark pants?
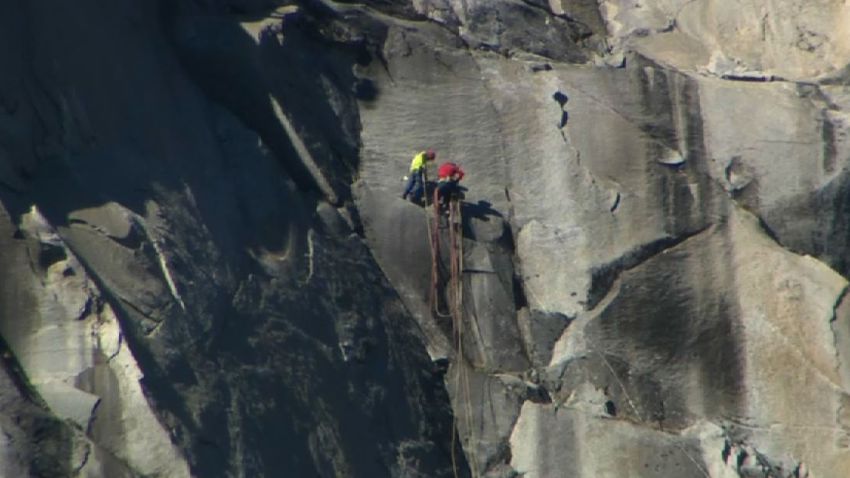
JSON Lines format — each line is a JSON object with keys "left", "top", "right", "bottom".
{"left": 436, "top": 180, "right": 461, "bottom": 204}
{"left": 402, "top": 171, "right": 425, "bottom": 202}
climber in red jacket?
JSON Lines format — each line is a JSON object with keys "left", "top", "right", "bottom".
{"left": 435, "top": 161, "right": 465, "bottom": 208}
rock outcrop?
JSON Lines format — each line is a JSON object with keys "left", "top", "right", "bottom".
{"left": 1, "top": 0, "right": 850, "bottom": 477}
{"left": 0, "top": 1, "right": 458, "bottom": 476}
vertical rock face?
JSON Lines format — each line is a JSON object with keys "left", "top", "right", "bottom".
{"left": 349, "top": 1, "right": 850, "bottom": 477}
{"left": 0, "top": 1, "right": 457, "bottom": 477}
{"left": 600, "top": 0, "right": 850, "bottom": 80}
{"left": 1, "top": 1, "right": 850, "bottom": 478}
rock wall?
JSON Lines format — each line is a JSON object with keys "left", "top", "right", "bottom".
{"left": 0, "top": 1, "right": 458, "bottom": 477}
{"left": 1, "top": 0, "right": 850, "bottom": 477}
{"left": 350, "top": 0, "right": 850, "bottom": 476}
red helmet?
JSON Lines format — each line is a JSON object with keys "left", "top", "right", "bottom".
{"left": 426, "top": 149, "right": 436, "bottom": 160}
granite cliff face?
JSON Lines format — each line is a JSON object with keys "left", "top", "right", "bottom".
{"left": 1, "top": 1, "right": 850, "bottom": 477}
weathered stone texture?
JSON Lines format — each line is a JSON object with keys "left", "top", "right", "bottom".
{"left": 351, "top": 1, "right": 850, "bottom": 475}
{"left": 602, "top": 0, "right": 850, "bottom": 80}
{"left": 1, "top": 1, "right": 460, "bottom": 477}
{"left": 510, "top": 402, "right": 711, "bottom": 477}
{"left": 3, "top": 0, "right": 850, "bottom": 477}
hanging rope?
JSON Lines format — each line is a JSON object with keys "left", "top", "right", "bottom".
{"left": 449, "top": 195, "right": 461, "bottom": 477}
{"left": 454, "top": 198, "right": 480, "bottom": 478}
{"left": 430, "top": 187, "right": 452, "bottom": 318}
{"left": 428, "top": 188, "right": 440, "bottom": 314}
{"left": 440, "top": 196, "right": 481, "bottom": 478}
{"left": 427, "top": 188, "right": 479, "bottom": 478}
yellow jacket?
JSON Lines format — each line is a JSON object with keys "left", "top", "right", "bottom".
{"left": 409, "top": 151, "right": 428, "bottom": 172}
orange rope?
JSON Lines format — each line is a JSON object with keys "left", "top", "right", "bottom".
{"left": 433, "top": 193, "right": 474, "bottom": 477}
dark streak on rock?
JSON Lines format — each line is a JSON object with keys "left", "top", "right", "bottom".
{"left": 722, "top": 439, "right": 732, "bottom": 463}
{"left": 720, "top": 74, "right": 778, "bottom": 82}
{"left": 586, "top": 226, "right": 711, "bottom": 311}
{"left": 0, "top": 335, "right": 44, "bottom": 405}
{"left": 530, "top": 63, "right": 552, "bottom": 73}
{"left": 512, "top": 274, "right": 529, "bottom": 310}
{"left": 755, "top": 214, "right": 782, "bottom": 246}
{"left": 71, "top": 442, "right": 92, "bottom": 474}
{"left": 559, "top": 110, "right": 569, "bottom": 128}
{"left": 609, "top": 192, "right": 620, "bottom": 212}
{"left": 822, "top": 112, "right": 837, "bottom": 174}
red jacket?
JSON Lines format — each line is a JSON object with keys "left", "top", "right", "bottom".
{"left": 437, "top": 162, "right": 464, "bottom": 181}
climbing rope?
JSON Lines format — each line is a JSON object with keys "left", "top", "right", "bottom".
{"left": 428, "top": 190, "right": 440, "bottom": 314}
{"left": 426, "top": 189, "right": 480, "bottom": 478}
{"left": 449, "top": 195, "right": 461, "bottom": 477}
{"left": 453, "top": 199, "right": 480, "bottom": 478}
{"left": 429, "top": 188, "right": 452, "bottom": 318}
{"left": 436, "top": 196, "right": 480, "bottom": 478}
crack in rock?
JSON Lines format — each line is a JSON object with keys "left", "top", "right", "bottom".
{"left": 72, "top": 441, "right": 92, "bottom": 475}
{"left": 586, "top": 225, "right": 713, "bottom": 310}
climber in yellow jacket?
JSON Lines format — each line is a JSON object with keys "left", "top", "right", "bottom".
{"left": 401, "top": 149, "right": 436, "bottom": 203}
